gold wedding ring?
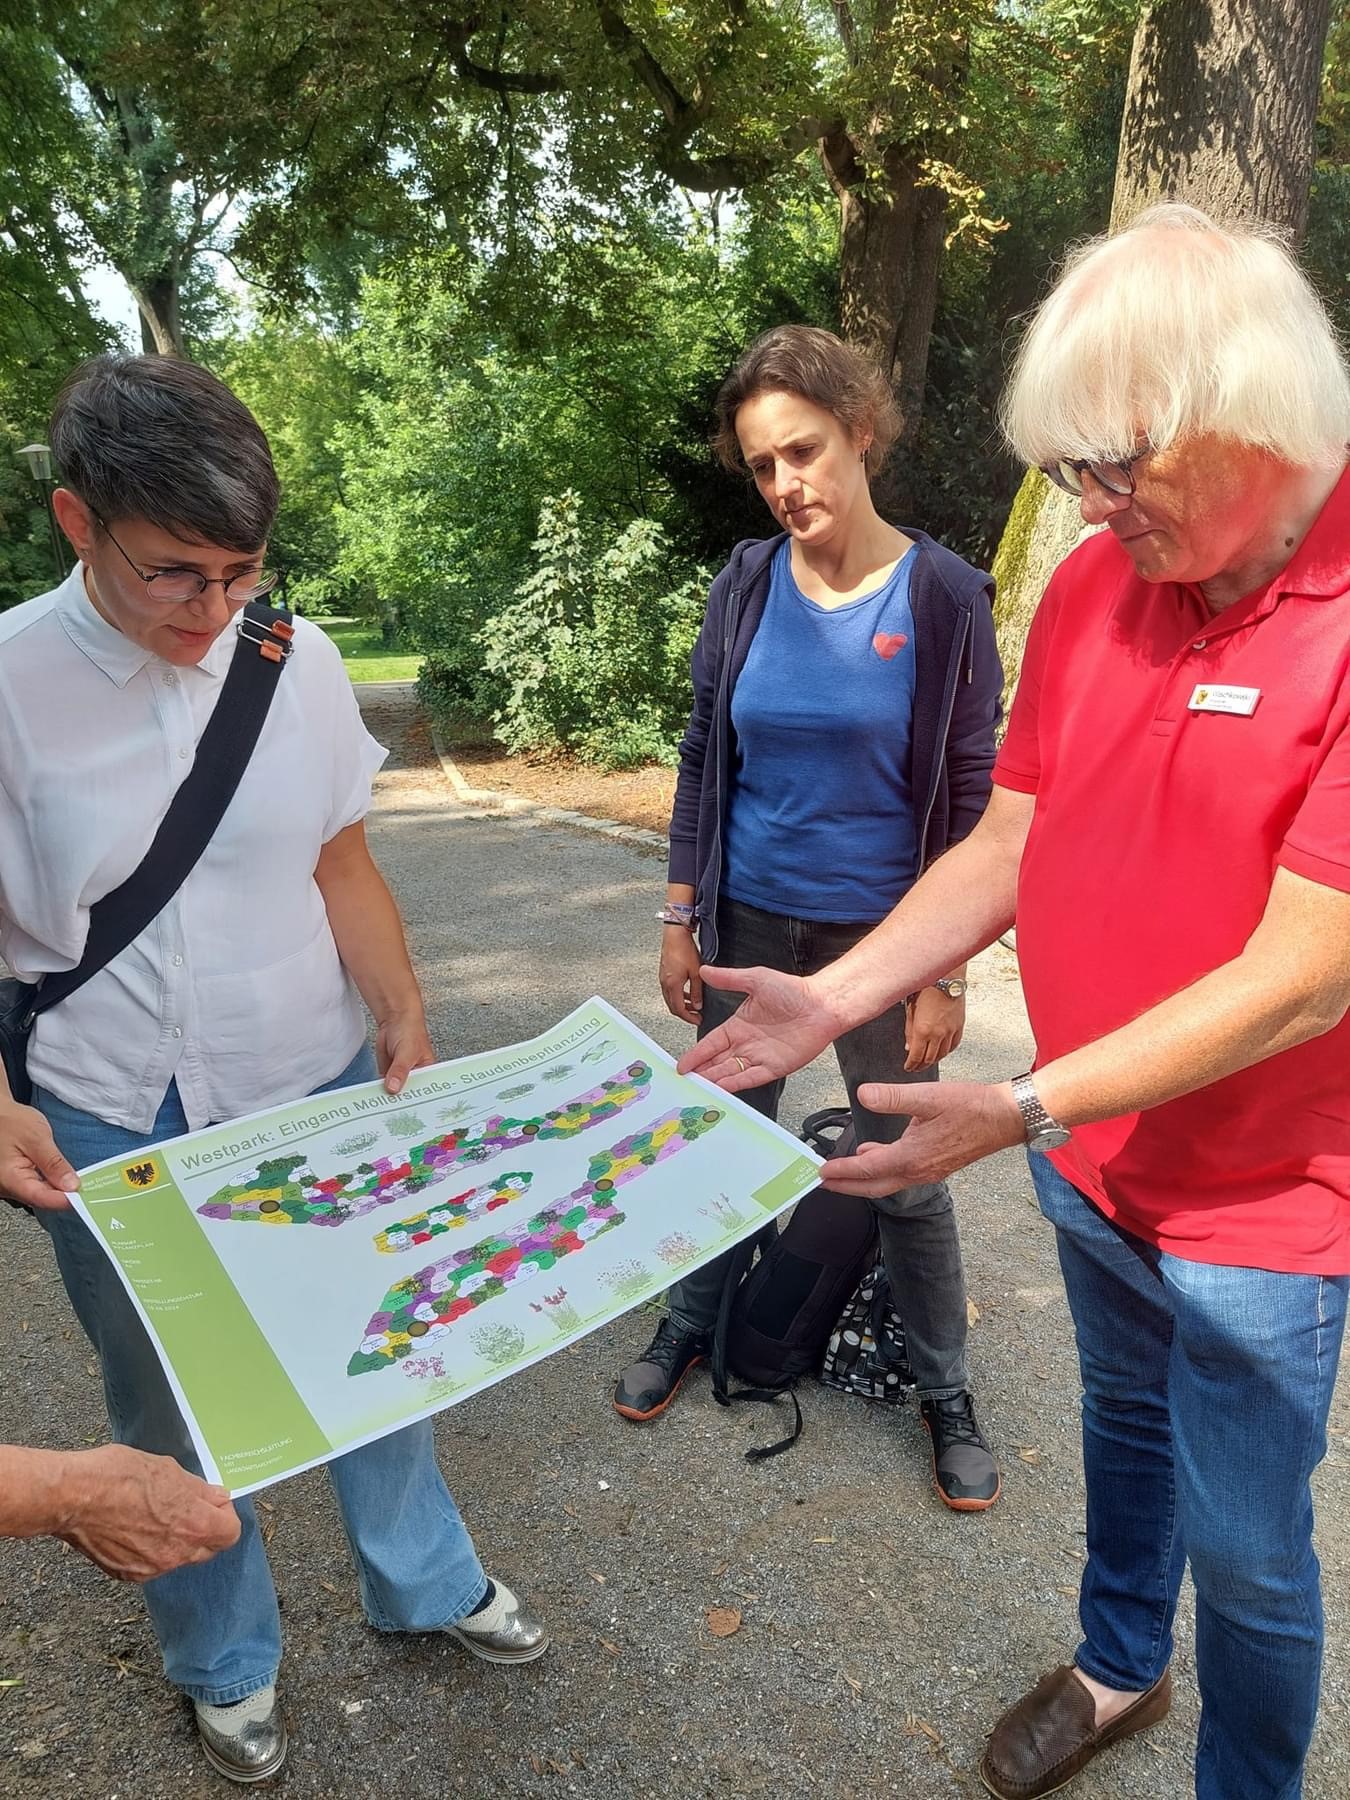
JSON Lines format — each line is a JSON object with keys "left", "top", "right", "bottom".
{"left": 733, "top": 1055, "right": 748, "bottom": 1073}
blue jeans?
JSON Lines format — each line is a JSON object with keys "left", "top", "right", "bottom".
{"left": 666, "top": 898, "right": 970, "bottom": 1396}
{"left": 36, "top": 1047, "right": 489, "bottom": 1706}
{"left": 1033, "top": 1155, "right": 1347, "bottom": 1800}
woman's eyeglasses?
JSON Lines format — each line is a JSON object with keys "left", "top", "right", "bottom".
{"left": 1041, "top": 446, "right": 1151, "bottom": 498}
{"left": 97, "top": 517, "right": 279, "bottom": 603}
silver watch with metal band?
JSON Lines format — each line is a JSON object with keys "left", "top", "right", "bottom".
{"left": 1010, "top": 1073, "right": 1071, "bottom": 1151}
{"left": 934, "top": 976, "right": 967, "bottom": 999}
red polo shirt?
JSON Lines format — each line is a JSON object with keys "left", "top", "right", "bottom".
{"left": 994, "top": 468, "right": 1350, "bottom": 1273}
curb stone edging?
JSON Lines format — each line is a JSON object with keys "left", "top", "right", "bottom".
{"left": 428, "top": 720, "right": 670, "bottom": 858}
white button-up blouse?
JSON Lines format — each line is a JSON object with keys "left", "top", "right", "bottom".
{"left": 0, "top": 568, "right": 387, "bottom": 1132}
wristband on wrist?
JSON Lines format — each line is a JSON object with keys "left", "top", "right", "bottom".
{"left": 658, "top": 902, "right": 696, "bottom": 928}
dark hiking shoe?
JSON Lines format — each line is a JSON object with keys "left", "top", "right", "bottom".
{"left": 921, "top": 1390, "right": 1001, "bottom": 1511}
{"left": 613, "top": 1318, "right": 708, "bottom": 1421}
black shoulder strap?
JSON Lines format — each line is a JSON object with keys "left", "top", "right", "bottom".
{"left": 27, "top": 600, "right": 294, "bottom": 1021}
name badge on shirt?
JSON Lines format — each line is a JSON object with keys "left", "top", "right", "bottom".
{"left": 1187, "top": 684, "right": 1260, "bottom": 717}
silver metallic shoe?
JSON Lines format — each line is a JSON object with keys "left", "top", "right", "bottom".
{"left": 194, "top": 1684, "right": 288, "bottom": 1784}
{"left": 445, "top": 1578, "right": 550, "bottom": 1664}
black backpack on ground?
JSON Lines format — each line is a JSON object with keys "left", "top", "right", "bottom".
{"left": 711, "top": 1108, "right": 881, "bottom": 1460}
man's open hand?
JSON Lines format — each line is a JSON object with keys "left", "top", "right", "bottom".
{"left": 677, "top": 964, "right": 839, "bottom": 1089}
{"left": 820, "top": 1080, "right": 1026, "bottom": 1196}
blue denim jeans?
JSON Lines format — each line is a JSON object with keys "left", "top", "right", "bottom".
{"left": 1033, "top": 1155, "right": 1347, "bottom": 1800}
{"left": 36, "top": 1046, "right": 489, "bottom": 1706}
{"left": 666, "top": 898, "right": 970, "bottom": 1396}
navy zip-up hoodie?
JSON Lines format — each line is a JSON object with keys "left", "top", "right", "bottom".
{"left": 668, "top": 530, "right": 1004, "bottom": 963}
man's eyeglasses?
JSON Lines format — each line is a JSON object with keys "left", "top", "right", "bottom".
{"left": 97, "top": 516, "right": 279, "bottom": 603}
{"left": 1041, "top": 446, "right": 1151, "bottom": 498}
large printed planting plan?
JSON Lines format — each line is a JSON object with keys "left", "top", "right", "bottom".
{"left": 72, "top": 998, "right": 822, "bottom": 1494}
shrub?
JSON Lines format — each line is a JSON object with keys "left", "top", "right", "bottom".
{"left": 478, "top": 494, "right": 707, "bottom": 768}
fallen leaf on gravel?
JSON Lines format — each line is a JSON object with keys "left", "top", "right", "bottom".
{"left": 1055, "top": 1586, "right": 1078, "bottom": 1598}
{"left": 319, "top": 1580, "right": 339, "bottom": 1594}
{"left": 812, "top": 1536, "right": 836, "bottom": 1544}
{"left": 528, "top": 1754, "right": 543, "bottom": 1775}
{"left": 966, "top": 1298, "right": 981, "bottom": 1326}
{"left": 572, "top": 1750, "right": 587, "bottom": 1768}
{"left": 838, "top": 1670, "right": 863, "bottom": 1695}
{"left": 562, "top": 1503, "right": 579, "bottom": 1519}
{"left": 18, "top": 1741, "right": 48, "bottom": 1760}
{"left": 903, "top": 1713, "right": 943, "bottom": 1748}
{"left": 546, "top": 1758, "right": 569, "bottom": 1776}
{"left": 712, "top": 1559, "right": 730, "bottom": 1577}
{"left": 598, "top": 1638, "right": 621, "bottom": 1656}
{"left": 1017, "top": 1446, "right": 1043, "bottom": 1465}
{"left": 706, "top": 1607, "right": 742, "bottom": 1638}
{"left": 588, "top": 1570, "right": 607, "bottom": 1584}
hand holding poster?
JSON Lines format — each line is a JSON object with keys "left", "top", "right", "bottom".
{"left": 71, "top": 999, "right": 822, "bottom": 1494}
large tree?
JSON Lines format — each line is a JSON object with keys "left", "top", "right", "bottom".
{"left": 1, "top": 2, "right": 252, "bottom": 357}
{"left": 102, "top": 1, "right": 1055, "bottom": 505}
{"left": 993, "top": 0, "right": 1337, "bottom": 694}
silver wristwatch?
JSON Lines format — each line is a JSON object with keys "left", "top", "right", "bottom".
{"left": 935, "top": 977, "right": 967, "bottom": 999}
{"left": 1010, "top": 1073, "right": 1071, "bottom": 1152}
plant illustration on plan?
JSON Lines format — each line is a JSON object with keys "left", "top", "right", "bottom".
{"left": 195, "top": 1063, "right": 655, "bottom": 1229}
{"left": 347, "top": 1102, "right": 724, "bottom": 1376}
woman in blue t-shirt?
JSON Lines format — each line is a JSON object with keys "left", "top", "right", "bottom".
{"left": 613, "top": 325, "right": 1004, "bottom": 1510}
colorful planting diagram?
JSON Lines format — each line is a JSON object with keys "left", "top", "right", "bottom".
{"left": 69, "top": 998, "right": 827, "bottom": 1497}
{"left": 195, "top": 1062, "right": 654, "bottom": 1229}
{"left": 348, "top": 1102, "right": 725, "bottom": 1376}
{"left": 371, "top": 1173, "right": 533, "bottom": 1253}
{"left": 190, "top": 1057, "right": 725, "bottom": 1383}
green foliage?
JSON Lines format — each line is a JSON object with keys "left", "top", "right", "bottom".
{"left": 4, "top": 0, "right": 1343, "bottom": 711}
{"left": 479, "top": 491, "right": 590, "bottom": 751}
{"left": 215, "top": 321, "right": 364, "bottom": 615}
{"left": 479, "top": 494, "right": 706, "bottom": 768}
{"left": 1307, "top": 9, "right": 1350, "bottom": 342}
{"left": 0, "top": 436, "right": 66, "bottom": 612}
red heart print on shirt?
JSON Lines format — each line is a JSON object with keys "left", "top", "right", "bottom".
{"left": 872, "top": 632, "right": 908, "bottom": 660}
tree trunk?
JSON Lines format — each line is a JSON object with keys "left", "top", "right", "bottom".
{"left": 1111, "top": 0, "right": 1332, "bottom": 237}
{"left": 116, "top": 87, "right": 185, "bottom": 357}
{"left": 131, "top": 270, "right": 182, "bottom": 356}
{"left": 992, "top": 0, "right": 1335, "bottom": 711}
{"left": 820, "top": 129, "right": 947, "bottom": 521}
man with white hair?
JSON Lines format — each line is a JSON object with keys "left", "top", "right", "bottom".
{"left": 682, "top": 204, "right": 1350, "bottom": 1799}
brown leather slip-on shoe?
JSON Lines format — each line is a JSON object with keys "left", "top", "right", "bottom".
{"left": 980, "top": 1664, "right": 1172, "bottom": 1799}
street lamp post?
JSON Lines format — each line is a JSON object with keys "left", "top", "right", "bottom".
{"left": 17, "top": 443, "right": 68, "bottom": 586}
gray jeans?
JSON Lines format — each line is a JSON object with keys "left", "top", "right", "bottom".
{"left": 666, "top": 897, "right": 970, "bottom": 1398}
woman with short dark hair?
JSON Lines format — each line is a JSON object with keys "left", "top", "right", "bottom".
{"left": 0, "top": 354, "right": 548, "bottom": 1785}
{"left": 613, "top": 325, "right": 1004, "bottom": 1508}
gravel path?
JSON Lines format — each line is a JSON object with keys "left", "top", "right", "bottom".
{"left": 3, "top": 685, "right": 1348, "bottom": 1798}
